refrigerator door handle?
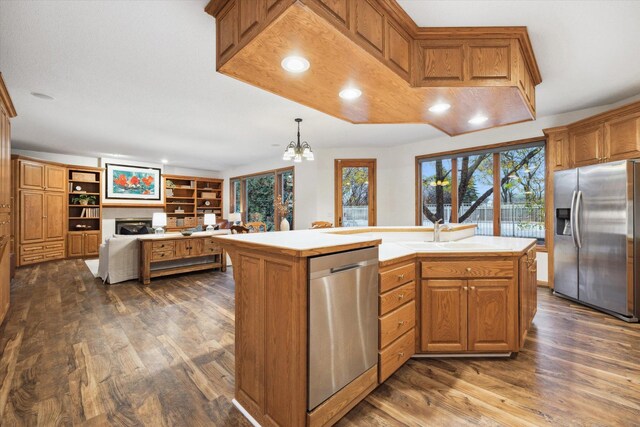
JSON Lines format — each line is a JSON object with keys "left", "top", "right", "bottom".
{"left": 570, "top": 190, "right": 578, "bottom": 248}
{"left": 574, "top": 190, "right": 583, "bottom": 249}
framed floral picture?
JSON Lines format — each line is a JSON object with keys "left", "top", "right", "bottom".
{"left": 105, "top": 163, "right": 161, "bottom": 200}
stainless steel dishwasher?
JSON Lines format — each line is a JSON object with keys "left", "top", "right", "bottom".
{"left": 308, "top": 246, "right": 379, "bottom": 411}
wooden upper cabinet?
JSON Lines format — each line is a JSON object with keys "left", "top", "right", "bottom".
{"left": 467, "top": 279, "right": 516, "bottom": 352}
{"left": 354, "top": 0, "right": 385, "bottom": 55}
{"left": 385, "top": 21, "right": 410, "bottom": 76}
{"left": 315, "top": 0, "right": 349, "bottom": 26}
{"left": 20, "top": 160, "right": 45, "bottom": 190}
{"left": 416, "top": 40, "right": 465, "bottom": 85}
{"left": 571, "top": 124, "right": 604, "bottom": 167}
{"left": 420, "top": 279, "right": 467, "bottom": 352}
{"left": 45, "top": 193, "right": 65, "bottom": 240}
{"left": 604, "top": 111, "right": 640, "bottom": 162}
{"left": 548, "top": 129, "right": 570, "bottom": 171}
{"left": 238, "top": 0, "right": 264, "bottom": 40}
{"left": 467, "top": 40, "right": 511, "bottom": 82}
{"left": 45, "top": 165, "right": 66, "bottom": 192}
{"left": 20, "top": 191, "right": 45, "bottom": 243}
{"left": 217, "top": 1, "right": 239, "bottom": 62}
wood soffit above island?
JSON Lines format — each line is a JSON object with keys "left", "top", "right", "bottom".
{"left": 204, "top": 0, "right": 541, "bottom": 135}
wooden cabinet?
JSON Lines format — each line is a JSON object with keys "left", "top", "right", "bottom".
{"left": 421, "top": 279, "right": 467, "bottom": 352}
{"left": 467, "top": 279, "right": 516, "bottom": 352}
{"left": 13, "top": 158, "right": 68, "bottom": 266}
{"left": 604, "top": 111, "right": 640, "bottom": 162}
{"left": 67, "top": 231, "right": 100, "bottom": 258}
{"left": 139, "top": 234, "right": 226, "bottom": 284}
{"left": 420, "top": 257, "right": 519, "bottom": 353}
{"left": 571, "top": 124, "right": 604, "bottom": 167}
{"left": 0, "top": 114, "right": 10, "bottom": 213}
{"left": 545, "top": 127, "right": 570, "bottom": 171}
{"left": 377, "top": 259, "right": 416, "bottom": 382}
{"left": 518, "top": 248, "right": 538, "bottom": 347}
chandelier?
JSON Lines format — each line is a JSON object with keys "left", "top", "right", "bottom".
{"left": 283, "top": 118, "right": 314, "bottom": 162}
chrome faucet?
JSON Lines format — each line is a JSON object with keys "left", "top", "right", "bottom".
{"left": 433, "top": 219, "right": 453, "bottom": 242}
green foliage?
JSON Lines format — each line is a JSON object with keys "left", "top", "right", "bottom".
{"left": 246, "top": 174, "right": 275, "bottom": 231}
{"left": 342, "top": 167, "right": 369, "bottom": 207}
{"left": 72, "top": 194, "right": 97, "bottom": 205}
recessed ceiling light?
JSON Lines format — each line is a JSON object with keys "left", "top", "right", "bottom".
{"left": 281, "top": 56, "right": 310, "bottom": 73}
{"left": 31, "top": 92, "right": 54, "bottom": 101}
{"left": 428, "top": 103, "right": 451, "bottom": 113}
{"left": 161, "top": 159, "right": 168, "bottom": 164}
{"left": 468, "top": 115, "right": 488, "bottom": 125}
{"left": 339, "top": 87, "right": 362, "bottom": 100}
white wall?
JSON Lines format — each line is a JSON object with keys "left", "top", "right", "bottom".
{"left": 11, "top": 149, "right": 222, "bottom": 241}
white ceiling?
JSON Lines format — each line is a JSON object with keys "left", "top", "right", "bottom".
{"left": 1, "top": 0, "right": 639, "bottom": 170}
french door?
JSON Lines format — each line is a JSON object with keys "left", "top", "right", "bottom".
{"left": 334, "top": 159, "right": 377, "bottom": 227}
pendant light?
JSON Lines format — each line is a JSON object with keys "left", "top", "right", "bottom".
{"left": 283, "top": 118, "right": 314, "bottom": 162}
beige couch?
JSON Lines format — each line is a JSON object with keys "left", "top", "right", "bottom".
{"left": 98, "top": 230, "right": 230, "bottom": 284}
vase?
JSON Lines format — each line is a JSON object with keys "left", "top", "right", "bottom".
{"left": 280, "top": 218, "right": 290, "bottom": 231}
{"left": 80, "top": 199, "right": 89, "bottom": 205}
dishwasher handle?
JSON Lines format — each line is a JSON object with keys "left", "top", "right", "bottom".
{"left": 330, "top": 263, "right": 366, "bottom": 274}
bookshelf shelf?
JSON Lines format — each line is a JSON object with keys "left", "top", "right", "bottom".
{"left": 67, "top": 166, "right": 103, "bottom": 258}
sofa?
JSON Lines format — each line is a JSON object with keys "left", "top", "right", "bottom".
{"left": 97, "top": 230, "right": 230, "bottom": 284}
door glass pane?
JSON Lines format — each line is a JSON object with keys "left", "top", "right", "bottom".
{"left": 500, "top": 146, "right": 546, "bottom": 243}
{"left": 457, "top": 154, "right": 493, "bottom": 235}
{"left": 420, "top": 159, "right": 452, "bottom": 226}
{"left": 341, "top": 166, "right": 369, "bottom": 227}
{"left": 246, "top": 173, "right": 275, "bottom": 231}
{"left": 279, "top": 170, "right": 294, "bottom": 229}
{"left": 232, "top": 180, "right": 241, "bottom": 213}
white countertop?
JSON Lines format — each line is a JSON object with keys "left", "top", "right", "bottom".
{"left": 213, "top": 229, "right": 380, "bottom": 251}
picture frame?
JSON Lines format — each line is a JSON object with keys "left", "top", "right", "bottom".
{"left": 105, "top": 163, "right": 162, "bottom": 200}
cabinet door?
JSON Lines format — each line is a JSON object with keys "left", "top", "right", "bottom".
{"left": 21, "top": 191, "right": 45, "bottom": 243}
{"left": 190, "top": 238, "right": 204, "bottom": 256}
{"left": 84, "top": 232, "right": 100, "bottom": 257}
{"left": 45, "top": 165, "right": 66, "bottom": 192}
{"left": 420, "top": 279, "right": 467, "bottom": 352}
{"left": 175, "top": 240, "right": 191, "bottom": 258}
{"left": 550, "top": 131, "right": 570, "bottom": 171}
{"left": 0, "top": 115, "right": 10, "bottom": 210}
{"left": 467, "top": 279, "right": 517, "bottom": 352}
{"left": 20, "top": 161, "right": 45, "bottom": 190}
{"left": 67, "top": 233, "right": 84, "bottom": 257}
{"left": 571, "top": 125, "right": 603, "bottom": 167}
{"left": 604, "top": 111, "right": 640, "bottom": 162}
{"left": 44, "top": 193, "right": 65, "bottom": 240}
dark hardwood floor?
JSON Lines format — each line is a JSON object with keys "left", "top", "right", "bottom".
{"left": 1, "top": 260, "right": 639, "bottom": 426}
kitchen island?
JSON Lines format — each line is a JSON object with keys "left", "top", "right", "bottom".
{"left": 213, "top": 225, "right": 537, "bottom": 427}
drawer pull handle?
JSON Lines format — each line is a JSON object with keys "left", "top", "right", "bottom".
{"left": 397, "top": 273, "right": 405, "bottom": 280}
{"left": 398, "top": 320, "right": 405, "bottom": 326}
{"left": 160, "top": 254, "right": 165, "bottom": 257}
{"left": 463, "top": 286, "right": 468, "bottom": 291}
{"left": 398, "top": 352, "right": 405, "bottom": 357}
{"left": 470, "top": 286, "right": 476, "bottom": 290}
{"left": 397, "top": 293, "right": 405, "bottom": 300}
{"left": 466, "top": 267, "right": 472, "bottom": 272}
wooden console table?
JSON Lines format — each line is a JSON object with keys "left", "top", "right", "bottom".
{"left": 138, "top": 232, "right": 227, "bottom": 285}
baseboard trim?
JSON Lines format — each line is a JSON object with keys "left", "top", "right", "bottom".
{"left": 537, "top": 280, "right": 549, "bottom": 287}
{"left": 232, "top": 399, "right": 262, "bottom": 427}
{"left": 412, "top": 353, "right": 511, "bottom": 358}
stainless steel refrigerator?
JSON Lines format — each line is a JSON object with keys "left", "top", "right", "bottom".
{"left": 554, "top": 160, "right": 639, "bottom": 321}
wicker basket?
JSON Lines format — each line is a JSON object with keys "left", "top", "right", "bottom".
{"left": 184, "top": 217, "right": 196, "bottom": 227}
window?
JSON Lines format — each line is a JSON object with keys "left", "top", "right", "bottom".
{"left": 229, "top": 167, "right": 294, "bottom": 231}
{"left": 417, "top": 141, "right": 546, "bottom": 244}
{"left": 335, "top": 159, "right": 377, "bottom": 227}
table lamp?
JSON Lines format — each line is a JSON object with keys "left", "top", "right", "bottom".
{"left": 204, "top": 213, "right": 216, "bottom": 231}
{"left": 229, "top": 212, "right": 242, "bottom": 225}
{"left": 152, "top": 212, "right": 167, "bottom": 235}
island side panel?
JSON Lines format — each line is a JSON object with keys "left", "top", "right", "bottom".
{"left": 229, "top": 247, "right": 308, "bottom": 427}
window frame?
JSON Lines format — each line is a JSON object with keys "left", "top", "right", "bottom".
{"left": 415, "top": 137, "right": 549, "bottom": 250}
{"left": 229, "top": 166, "right": 295, "bottom": 230}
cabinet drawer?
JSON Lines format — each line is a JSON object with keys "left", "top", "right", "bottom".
{"left": 421, "top": 260, "right": 513, "bottom": 279}
{"left": 44, "top": 250, "right": 65, "bottom": 260}
{"left": 380, "top": 281, "right": 415, "bottom": 316}
{"left": 152, "top": 241, "right": 175, "bottom": 251}
{"left": 204, "top": 238, "right": 220, "bottom": 250}
{"left": 203, "top": 245, "right": 222, "bottom": 255}
{"left": 379, "top": 300, "right": 415, "bottom": 349}
{"left": 379, "top": 328, "right": 414, "bottom": 382}
{"left": 20, "top": 253, "right": 44, "bottom": 264}
{"left": 44, "top": 241, "right": 65, "bottom": 251}
{"left": 152, "top": 250, "right": 175, "bottom": 261}
{"left": 21, "top": 243, "right": 45, "bottom": 254}
{"left": 380, "top": 262, "right": 415, "bottom": 293}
